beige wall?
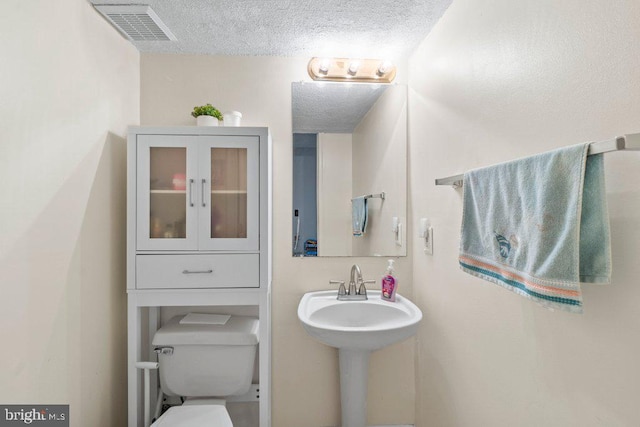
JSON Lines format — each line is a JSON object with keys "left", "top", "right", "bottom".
{"left": 352, "top": 85, "right": 408, "bottom": 257}
{"left": 141, "top": 54, "right": 415, "bottom": 426}
{"left": 0, "top": 0, "right": 139, "bottom": 426}
{"left": 317, "top": 133, "right": 353, "bottom": 256}
{"left": 408, "top": 0, "right": 640, "bottom": 425}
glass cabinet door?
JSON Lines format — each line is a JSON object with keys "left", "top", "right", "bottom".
{"left": 137, "top": 135, "right": 198, "bottom": 250}
{"left": 198, "top": 136, "right": 259, "bottom": 251}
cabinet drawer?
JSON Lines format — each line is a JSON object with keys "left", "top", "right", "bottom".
{"left": 136, "top": 254, "right": 259, "bottom": 289}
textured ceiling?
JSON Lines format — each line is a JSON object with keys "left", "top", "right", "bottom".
{"left": 292, "top": 82, "right": 389, "bottom": 133}
{"left": 91, "top": 1, "right": 451, "bottom": 134}
{"left": 90, "top": 0, "right": 452, "bottom": 60}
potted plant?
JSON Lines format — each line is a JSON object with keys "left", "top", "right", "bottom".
{"left": 191, "top": 104, "right": 223, "bottom": 126}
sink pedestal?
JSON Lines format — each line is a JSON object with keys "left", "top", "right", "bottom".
{"left": 339, "top": 349, "right": 370, "bottom": 427}
{"left": 298, "top": 290, "right": 423, "bottom": 427}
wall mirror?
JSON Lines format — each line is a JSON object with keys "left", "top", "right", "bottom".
{"left": 292, "top": 81, "right": 407, "bottom": 257}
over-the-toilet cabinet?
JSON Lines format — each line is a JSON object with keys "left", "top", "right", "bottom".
{"left": 130, "top": 128, "right": 269, "bottom": 291}
{"left": 127, "top": 127, "right": 271, "bottom": 427}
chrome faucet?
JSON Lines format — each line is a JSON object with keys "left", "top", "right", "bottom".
{"left": 330, "top": 264, "right": 375, "bottom": 301}
{"left": 349, "top": 264, "right": 362, "bottom": 296}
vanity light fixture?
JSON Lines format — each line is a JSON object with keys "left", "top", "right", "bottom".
{"left": 307, "top": 57, "right": 397, "bottom": 83}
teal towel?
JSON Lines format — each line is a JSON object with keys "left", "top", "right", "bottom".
{"left": 352, "top": 196, "right": 368, "bottom": 236}
{"left": 459, "top": 143, "right": 611, "bottom": 313}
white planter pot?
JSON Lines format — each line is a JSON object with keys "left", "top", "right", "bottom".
{"left": 196, "top": 115, "right": 219, "bottom": 126}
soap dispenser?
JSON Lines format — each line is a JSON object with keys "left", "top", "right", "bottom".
{"left": 381, "top": 259, "right": 398, "bottom": 302}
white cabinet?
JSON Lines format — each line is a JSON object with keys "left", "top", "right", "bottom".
{"left": 126, "top": 127, "right": 271, "bottom": 427}
{"left": 136, "top": 134, "right": 260, "bottom": 252}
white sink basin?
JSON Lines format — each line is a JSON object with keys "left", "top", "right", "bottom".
{"left": 298, "top": 290, "right": 422, "bottom": 351}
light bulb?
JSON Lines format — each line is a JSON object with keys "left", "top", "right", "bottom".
{"left": 318, "top": 58, "right": 331, "bottom": 75}
{"left": 347, "top": 61, "right": 359, "bottom": 76}
{"left": 377, "top": 60, "right": 393, "bottom": 76}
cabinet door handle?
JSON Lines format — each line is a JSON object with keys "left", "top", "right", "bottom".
{"left": 182, "top": 269, "right": 214, "bottom": 274}
{"left": 188, "top": 179, "right": 195, "bottom": 207}
{"left": 202, "top": 179, "right": 207, "bottom": 207}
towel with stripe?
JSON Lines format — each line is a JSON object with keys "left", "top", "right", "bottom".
{"left": 459, "top": 143, "right": 611, "bottom": 313}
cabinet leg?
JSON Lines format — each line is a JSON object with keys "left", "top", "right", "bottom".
{"left": 148, "top": 307, "right": 160, "bottom": 418}
{"left": 128, "top": 298, "right": 142, "bottom": 427}
{"left": 259, "top": 290, "right": 271, "bottom": 426}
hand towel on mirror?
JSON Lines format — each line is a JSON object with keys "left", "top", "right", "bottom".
{"left": 459, "top": 143, "right": 611, "bottom": 313}
{"left": 352, "top": 196, "right": 368, "bottom": 236}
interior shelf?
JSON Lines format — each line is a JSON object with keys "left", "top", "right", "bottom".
{"left": 212, "top": 190, "right": 247, "bottom": 194}
{"left": 150, "top": 190, "right": 247, "bottom": 194}
{"left": 150, "top": 189, "right": 186, "bottom": 194}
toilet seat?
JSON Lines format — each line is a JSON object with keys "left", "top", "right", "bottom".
{"left": 150, "top": 404, "right": 232, "bottom": 427}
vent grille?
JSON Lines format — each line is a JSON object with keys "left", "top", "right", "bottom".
{"left": 94, "top": 5, "right": 176, "bottom": 41}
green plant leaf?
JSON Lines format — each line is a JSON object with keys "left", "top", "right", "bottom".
{"left": 191, "top": 103, "right": 223, "bottom": 119}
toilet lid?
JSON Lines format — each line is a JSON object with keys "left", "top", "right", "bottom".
{"left": 151, "top": 405, "right": 232, "bottom": 427}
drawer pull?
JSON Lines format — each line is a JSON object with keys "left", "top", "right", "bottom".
{"left": 182, "top": 269, "right": 214, "bottom": 274}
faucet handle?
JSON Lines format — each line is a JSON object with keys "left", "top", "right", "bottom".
{"left": 330, "top": 280, "right": 347, "bottom": 296}
{"left": 358, "top": 280, "right": 376, "bottom": 297}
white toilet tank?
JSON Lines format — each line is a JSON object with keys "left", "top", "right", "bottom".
{"left": 152, "top": 314, "right": 259, "bottom": 397}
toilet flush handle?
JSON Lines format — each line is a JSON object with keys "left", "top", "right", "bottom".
{"left": 154, "top": 346, "right": 174, "bottom": 356}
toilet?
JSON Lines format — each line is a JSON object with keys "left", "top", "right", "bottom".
{"left": 150, "top": 314, "right": 259, "bottom": 427}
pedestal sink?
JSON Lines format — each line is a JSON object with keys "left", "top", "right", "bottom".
{"left": 298, "top": 290, "right": 422, "bottom": 427}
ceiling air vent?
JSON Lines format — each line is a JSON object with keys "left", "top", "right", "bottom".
{"left": 93, "top": 4, "right": 176, "bottom": 41}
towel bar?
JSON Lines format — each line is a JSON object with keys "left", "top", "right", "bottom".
{"left": 435, "top": 133, "right": 640, "bottom": 187}
{"left": 352, "top": 192, "right": 386, "bottom": 200}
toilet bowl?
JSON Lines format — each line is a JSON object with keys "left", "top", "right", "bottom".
{"left": 150, "top": 315, "right": 259, "bottom": 427}
{"left": 150, "top": 402, "right": 231, "bottom": 427}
